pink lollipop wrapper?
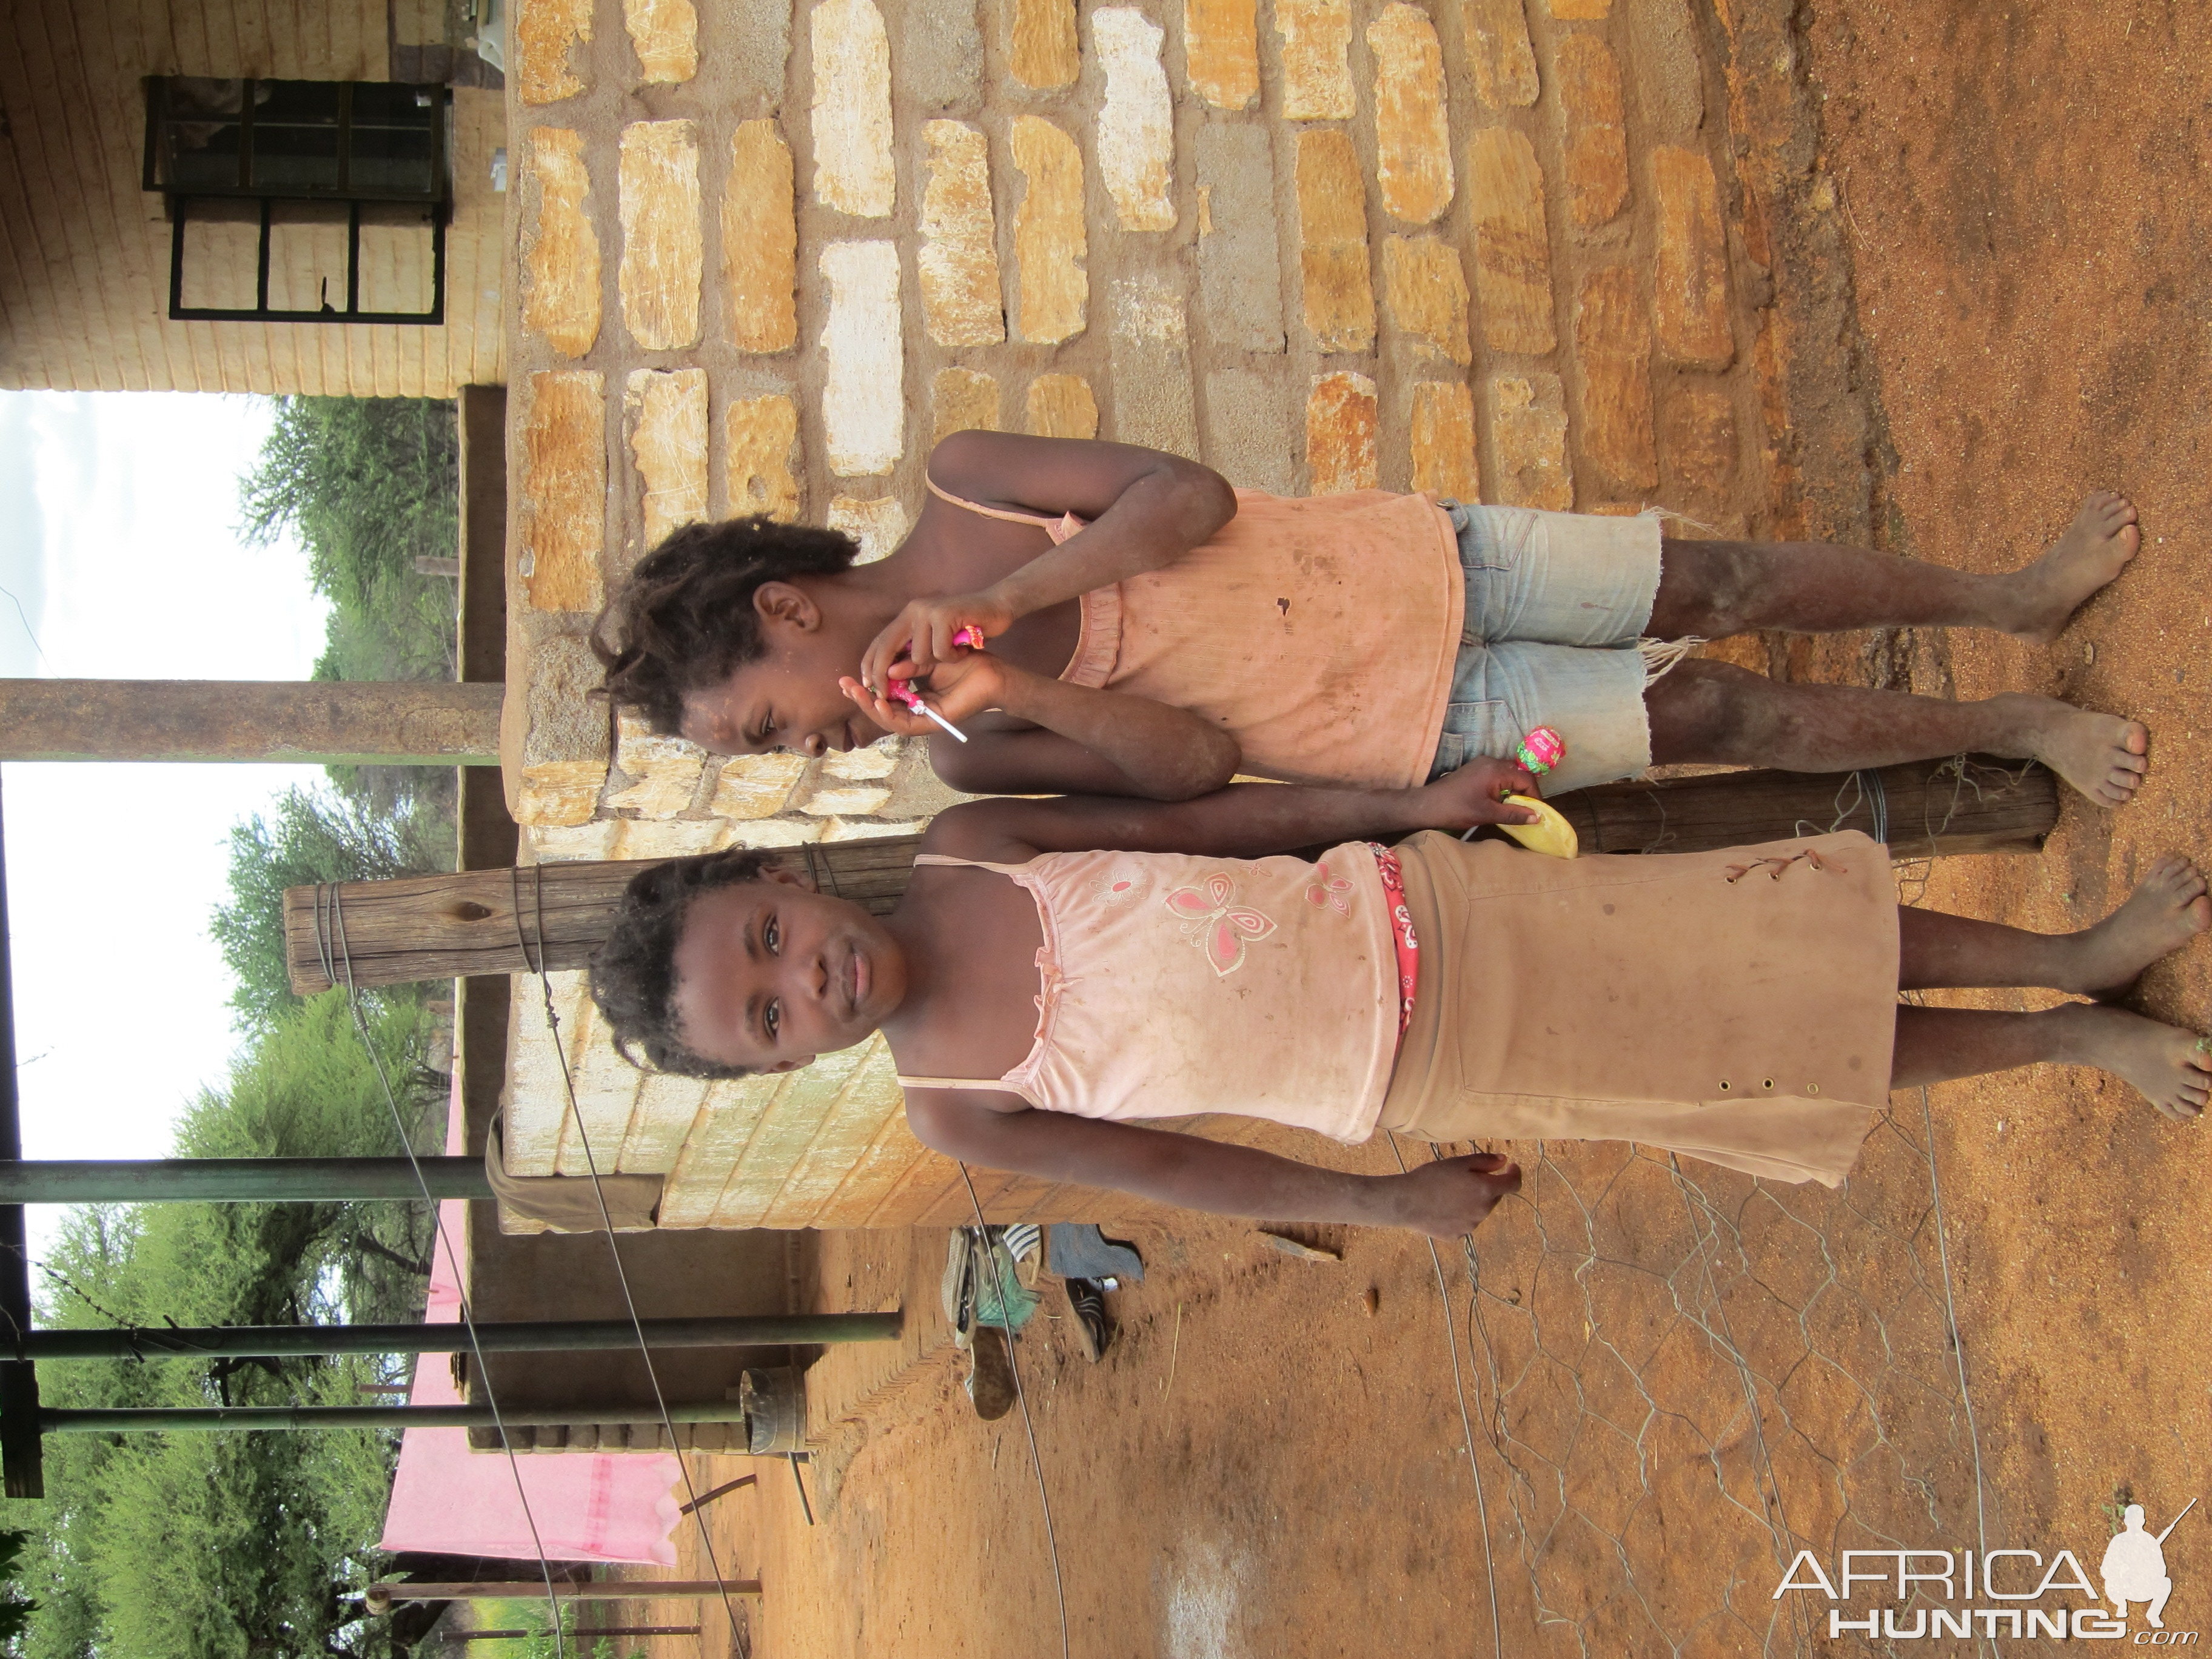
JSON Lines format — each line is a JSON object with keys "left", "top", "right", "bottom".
{"left": 951, "top": 624, "right": 987, "bottom": 650}
{"left": 1515, "top": 726, "right": 1566, "bottom": 776}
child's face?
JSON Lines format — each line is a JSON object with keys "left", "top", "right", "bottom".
{"left": 669, "top": 870, "right": 905, "bottom": 1073}
{"left": 677, "top": 583, "right": 885, "bottom": 759}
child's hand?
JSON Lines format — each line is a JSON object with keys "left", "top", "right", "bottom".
{"left": 1416, "top": 756, "right": 1542, "bottom": 829}
{"left": 860, "top": 591, "right": 1016, "bottom": 689}
{"left": 1391, "top": 1152, "right": 1522, "bottom": 1236}
{"left": 840, "top": 651, "right": 1011, "bottom": 737}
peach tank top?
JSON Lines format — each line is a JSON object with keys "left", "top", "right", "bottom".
{"left": 928, "top": 481, "right": 1465, "bottom": 790}
{"left": 893, "top": 844, "right": 1401, "bottom": 1144}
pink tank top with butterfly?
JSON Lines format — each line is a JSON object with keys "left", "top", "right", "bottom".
{"left": 894, "top": 843, "right": 1401, "bottom": 1143}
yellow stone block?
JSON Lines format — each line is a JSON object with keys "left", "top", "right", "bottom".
{"left": 1185, "top": 0, "right": 1258, "bottom": 110}
{"left": 1661, "top": 384, "right": 1738, "bottom": 512}
{"left": 1027, "top": 374, "right": 1099, "bottom": 440}
{"left": 726, "top": 395, "right": 803, "bottom": 523}
{"left": 614, "top": 817, "right": 726, "bottom": 860}
{"left": 1469, "top": 126, "right": 1557, "bottom": 355}
{"left": 932, "top": 367, "right": 1002, "bottom": 444}
{"left": 1294, "top": 129, "right": 1375, "bottom": 354}
{"left": 1009, "top": 0, "right": 1079, "bottom": 90}
{"left": 1488, "top": 374, "right": 1573, "bottom": 510}
{"left": 1652, "top": 146, "right": 1735, "bottom": 370}
{"left": 528, "top": 819, "right": 623, "bottom": 863}
{"left": 520, "top": 370, "right": 605, "bottom": 614}
{"left": 1557, "top": 33, "right": 1630, "bottom": 229}
{"left": 1095, "top": 8, "right": 1176, "bottom": 232}
{"left": 1275, "top": 0, "right": 1353, "bottom": 119}
{"left": 523, "top": 129, "right": 601, "bottom": 358}
{"left": 1546, "top": 0, "right": 1610, "bottom": 15}
{"left": 1382, "top": 235, "right": 1471, "bottom": 366}
{"left": 708, "top": 754, "right": 810, "bottom": 820}
{"left": 827, "top": 494, "right": 911, "bottom": 565}
{"left": 800, "top": 784, "right": 893, "bottom": 818}
{"left": 1367, "top": 4, "right": 1453, "bottom": 226}
{"left": 811, "top": 0, "right": 896, "bottom": 218}
{"left": 606, "top": 717, "right": 708, "bottom": 817}
{"left": 625, "top": 368, "right": 709, "bottom": 554}
{"left": 918, "top": 121, "right": 1006, "bottom": 348}
{"left": 618, "top": 121, "right": 703, "bottom": 352}
{"left": 623, "top": 0, "right": 697, "bottom": 82}
{"left": 723, "top": 121, "right": 797, "bottom": 354}
{"left": 1409, "top": 380, "right": 1480, "bottom": 500}
{"left": 1011, "top": 116, "right": 1088, "bottom": 344}
{"left": 1574, "top": 267, "right": 1657, "bottom": 492}
{"left": 1462, "top": 0, "right": 1538, "bottom": 109}
{"left": 515, "top": 759, "right": 608, "bottom": 826}
{"left": 515, "top": 0, "right": 593, "bottom": 105}
{"left": 1306, "top": 371, "right": 1377, "bottom": 494}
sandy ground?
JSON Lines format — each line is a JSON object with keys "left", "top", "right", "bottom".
{"left": 603, "top": 5, "right": 2212, "bottom": 1654}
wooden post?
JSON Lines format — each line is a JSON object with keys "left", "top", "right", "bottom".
{"left": 0, "top": 1157, "right": 492, "bottom": 1204}
{"left": 0, "top": 679, "right": 501, "bottom": 764}
{"left": 286, "top": 757, "right": 2060, "bottom": 994}
{"left": 43, "top": 1401, "right": 754, "bottom": 1433}
{"left": 11, "top": 1312, "right": 899, "bottom": 1361}
{"left": 446, "top": 1631, "right": 703, "bottom": 1643}
{"left": 367, "top": 1581, "right": 761, "bottom": 1613}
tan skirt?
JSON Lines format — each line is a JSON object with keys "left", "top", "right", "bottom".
{"left": 1377, "top": 830, "right": 1899, "bottom": 1187}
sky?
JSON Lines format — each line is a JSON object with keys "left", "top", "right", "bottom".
{"left": 1, "top": 390, "right": 335, "bottom": 1247}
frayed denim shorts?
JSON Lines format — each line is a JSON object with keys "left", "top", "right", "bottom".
{"left": 1429, "top": 503, "right": 1677, "bottom": 797}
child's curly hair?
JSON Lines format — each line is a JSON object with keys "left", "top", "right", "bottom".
{"left": 591, "top": 516, "right": 860, "bottom": 734}
{"left": 589, "top": 848, "right": 776, "bottom": 1079}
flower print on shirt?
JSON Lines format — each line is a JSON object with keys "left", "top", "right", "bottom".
{"left": 1163, "top": 872, "right": 1278, "bottom": 978}
{"left": 1305, "top": 860, "right": 1355, "bottom": 915}
{"left": 1086, "top": 871, "right": 1139, "bottom": 907}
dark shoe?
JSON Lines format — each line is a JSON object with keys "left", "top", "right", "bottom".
{"left": 966, "top": 1325, "right": 1017, "bottom": 1420}
{"left": 1063, "top": 1278, "right": 1110, "bottom": 1362}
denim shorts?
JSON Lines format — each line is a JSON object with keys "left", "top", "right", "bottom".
{"left": 1428, "top": 503, "right": 1668, "bottom": 797}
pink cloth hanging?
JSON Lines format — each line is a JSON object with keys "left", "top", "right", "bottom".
{"left": 378, "top": 1079, "right": 684, "bottom": 1564}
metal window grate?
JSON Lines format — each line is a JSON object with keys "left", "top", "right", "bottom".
{"left": 142, "top": 78, "right": 450, "bottom": 325}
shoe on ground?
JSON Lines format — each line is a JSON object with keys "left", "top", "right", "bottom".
{"left": 966, "top": 1325, "right": 1017, "bottom": 1420}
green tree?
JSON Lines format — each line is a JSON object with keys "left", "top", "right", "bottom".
{"left": 238, "top": 397, "right": 460, "bottom": 685}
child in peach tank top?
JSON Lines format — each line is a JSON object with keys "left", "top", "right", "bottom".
{"left": 585, "top": 768, "right": 2211, "bottom": 1239}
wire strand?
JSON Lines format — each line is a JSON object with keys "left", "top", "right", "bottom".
{"left": 514, "top": 866, "right": 751, "bottom": 1654}
{"left": 1386, "top": 1135, "right": 1503, "bottom": 1659}
{"left": 956, "top": 1162, "right": 1071, "bottom": 1659}
{"left": 315, "top": 884, "right": 569, "bottom": 1659}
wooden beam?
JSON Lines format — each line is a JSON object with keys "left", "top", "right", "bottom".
{"left": 0, "top": 778, "right": 44, "bottom": 1499}
{"left": 284, "top": 757, "right": 2059, "bottom": 994}
{"left": 366, "top": 1581, "right": 762, "bottom": 1613}
{"left": 0, "top": 679, "right": 502, "bottom": 764}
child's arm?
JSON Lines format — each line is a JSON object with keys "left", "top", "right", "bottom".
{"left": 840, "top": 654, "right": 1241, "bottom": 800}
{"left": 922, "top": 757, "right": 1544, "bottom": 864}
{"left": 862, "top": 432, "right": 1238, "bottom": 683}
{"left": 905, "top": 1090, "right": 1521, "bottom": 1239}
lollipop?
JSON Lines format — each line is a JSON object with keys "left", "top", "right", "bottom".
{"left": 952, "top": 624, "right": 987, "bottom": 650}
{"left": 1515, "top": 725, "right": 1566, "bottom": 776}
{"left": 885, "top": 681, "right": 970, "bottom": 743}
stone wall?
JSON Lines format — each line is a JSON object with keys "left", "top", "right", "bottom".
{"left": 500, "top": 0, "right": 1789, "bottom": 1227}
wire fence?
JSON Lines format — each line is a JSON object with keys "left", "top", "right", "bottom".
{"left": 1435, "top": 1095, "right": 1998, "bottom": 1657}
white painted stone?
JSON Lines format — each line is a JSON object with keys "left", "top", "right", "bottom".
{"left": 526, "top": 820, "right": 624, "bottom": 862}
{"left": 820, "top": 742, "right": 901, "bottom": 780}
{"left": 819, "top": 241, "right": 905, "bottom": 477}
{"left": 827, "top": 493, "right": 911, "bottom": 563}
{"left": 1092, "top": 8, "right": 1176, "bottom": 232}
{"left": 810, "top": 0, "right": 896, "bottom": 218}
{"left": 799, "top": 783, "right": 893, "bottom": 817}
{"left": 822, "top": 817, "right": 930, "bottom": 840}
{"left": 717, "top": 817, "right": 829, "bottom": 848}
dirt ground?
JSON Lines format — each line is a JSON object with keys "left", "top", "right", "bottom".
{"left": 606, "top": 4, "right": 2212, "bottom": 1654}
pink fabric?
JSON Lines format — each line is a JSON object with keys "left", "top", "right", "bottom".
{"left": 379, "top": 1080, "right": 685, "bottom": 1564}
{"left": 897, "top": 844, "right": 1399, "bottom": 1144}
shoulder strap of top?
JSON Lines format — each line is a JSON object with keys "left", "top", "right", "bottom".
{"left": 896, "top": 1073, "right": 1013, "bottom": 1092}
{"left": 911, "top": 851, "right": 1036, "bottom": 875}
{"left": 925, "top": 475, "right": 1065, "bottom": 529}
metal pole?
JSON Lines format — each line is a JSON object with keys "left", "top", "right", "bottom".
{"left": 13, "top": 1312, "right": 899, "bottom": 1361}
{"left": 0, "top": 1158, "right": 493, "bottom": 1204}
{"left": 446, "top": 1631, "right": 703, "bottom": 1643}
{"left": 369, "top": 1582, "right": 759, "bottom": 1612}
{"left": 44, "top": 1401, "right": 755, "bottom": 1433}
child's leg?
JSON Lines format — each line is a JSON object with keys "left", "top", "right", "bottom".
{"left": 1646, "top": 660, "right": 2150, "bottom": 805}
{"left": 1893, "top": 1005, "right": 2209, "bottom": 1121}
{"left": 1647, "top": 491, "right": 2140, "bottom": 643}
{"left": 1892, "top": 856, "right": 2212, "bottom": 1119}
{"left": 1897, "top": 857, "right": 2209, "bottom": 995}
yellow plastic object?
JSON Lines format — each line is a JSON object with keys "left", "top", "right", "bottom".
{"left": 1496, "top": 794, "right": 1579, "bottom": 859}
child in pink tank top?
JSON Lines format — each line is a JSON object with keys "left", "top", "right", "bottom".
{"left": 585, "top": 762, "right": 2212, "bottom": 1236}
{"left": 591, "top": 431, "right": 2153, "bottom": 811}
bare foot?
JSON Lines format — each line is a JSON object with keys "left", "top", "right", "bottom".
{"left": 2003, "top": 491, "right": 2142, "bottom": 643}
{"left": 2001, "top": 691, "right": 2151, "bottom": 804}
{"left": 2056, "top": 1002, "right": 2212, "bottom": 1121}
{"left": 2065, "top": 855, "right": 2212, "bottom": 997}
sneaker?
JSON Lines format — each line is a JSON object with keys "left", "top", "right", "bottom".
{"left": 1063, "top": 1278, "right": 1110, "bottom": 1363}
